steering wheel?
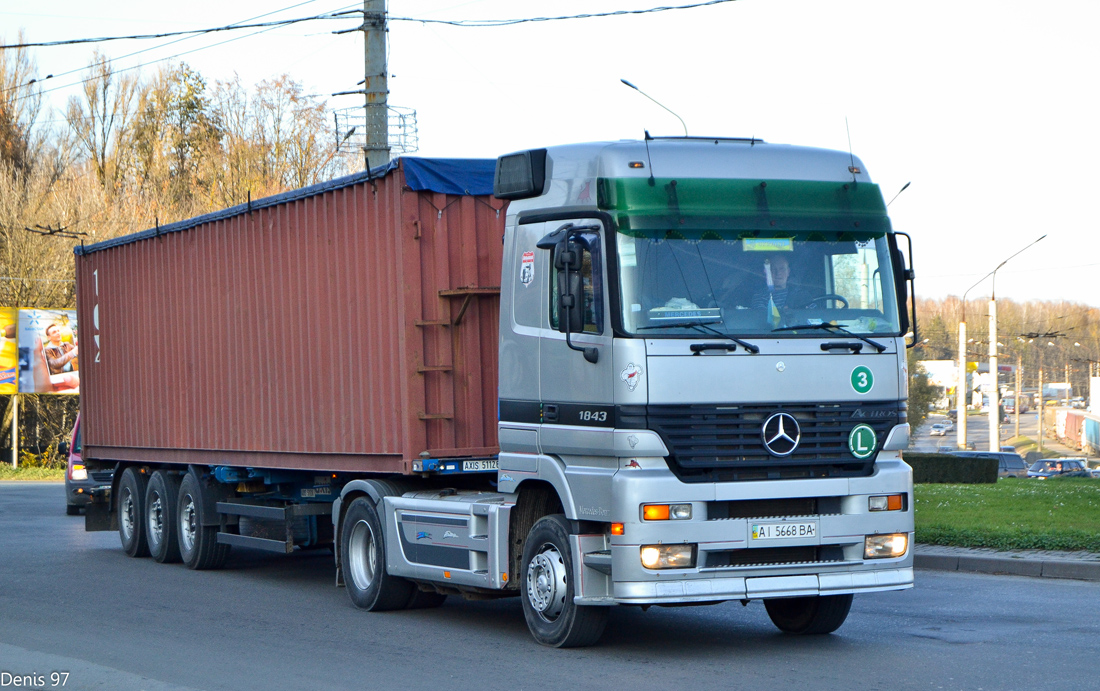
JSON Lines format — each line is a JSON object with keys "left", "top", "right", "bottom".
{"left": 806, "top": 294, "right": 849, "bottom": 309}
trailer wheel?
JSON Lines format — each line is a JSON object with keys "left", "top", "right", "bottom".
{"left": 177, "top": 473, "right": 230, "bottom": 570}
{"left": 520, "top": 514, "right": 608, "bottom": 648}
{"left": 764, "top": 594, "right": 853, "bottom": 635}
{"left": 341, "top": 496, "right": 413, "bottom": 611}
{"left": 145, "top": 471, "right": 182, "bottom": 564}
{"left": 118, "top": 467, "right": 150, "bottom": 558}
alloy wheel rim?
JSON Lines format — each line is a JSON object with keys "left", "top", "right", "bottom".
{"left": 121, "top": 488, "right": 135, "bottom": 540}
{"left": 526, "top": 543, "right": 567, "bottom": 622}
{"left": 348, "top": 520, "right": 377, "bottom": 591}
{"left": 180, "top": 494, "right": 197, "bottom": 553}
{"left": 148, "top": 492, "right": 163, "bottom": 547}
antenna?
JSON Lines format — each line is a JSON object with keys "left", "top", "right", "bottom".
{"left": 642, "top": 130, "right": 656, "bottom": 187}
{"left": 887, "top": 182, "right": 911, "bottom": 207}
{"left": 844, "top": 116, "right": 860, "bottom": 177}
{"left": 621, "top": 79, "right": 688, "bottom": 136}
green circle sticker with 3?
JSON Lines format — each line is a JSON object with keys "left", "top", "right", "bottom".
{"left": 851, "top": 365, "right": 873, "bottom": 394}
{"left": 848, "top": 424, "right": 877, "bottom": 459}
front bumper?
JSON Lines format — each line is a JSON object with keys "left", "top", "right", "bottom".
{"left": 583, "top": 454, "right": 914, "bottom": 605}
{"left": 613, "top": 566, "right": 913, "bottom": 604}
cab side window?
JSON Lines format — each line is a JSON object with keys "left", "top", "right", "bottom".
{"left": 549, "top": 232, "right": 603, "bottom": 334}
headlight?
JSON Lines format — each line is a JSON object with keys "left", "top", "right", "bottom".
{"left": 864, "top": 533, "right": 908, "bottom": 559}
{"left": 71, "top": 464, "right": 88, "bottom": 481}
{"left": 639, "top": 544, "right": 696, "bottom": 569}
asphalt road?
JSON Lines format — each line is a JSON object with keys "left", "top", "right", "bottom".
{"left": 911, "top": 410, "right": 1042, "bottom": 453}
{"left": 3, "top": 482, "right": 1099, "bottom": 691}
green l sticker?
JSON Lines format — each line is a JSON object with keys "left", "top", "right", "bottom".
{"left": 851, "top": 365, "right": 873, "bottom": 394}
{"left": 849, "top": 424, "right": 877, "bottom": 459}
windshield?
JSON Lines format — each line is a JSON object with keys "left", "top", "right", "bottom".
{"left": 615, "top": 229, "right": 902, "bottom": 337}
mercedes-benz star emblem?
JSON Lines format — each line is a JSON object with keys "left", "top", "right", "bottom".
{"left": 761, "top": 412, "right": 801, "bottom": 457}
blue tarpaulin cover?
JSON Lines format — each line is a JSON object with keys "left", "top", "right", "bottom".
{"left": 76, "top": 156, "right": 497, "bottom": 255}
{"left": 402, "top": 157, "right": 496, "bottom": 196}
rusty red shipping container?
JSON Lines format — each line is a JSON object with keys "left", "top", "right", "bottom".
{"left": 75, "top": 158, "right": 507, "bottom": 474}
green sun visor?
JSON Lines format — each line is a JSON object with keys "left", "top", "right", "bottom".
{"left": 597, "top": 177, "right": 891, "bottom": 235}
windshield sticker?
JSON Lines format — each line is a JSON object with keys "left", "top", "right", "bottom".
{"left": 851, "top": 365, "right": 874, "bottom": 395}
{"left": 520, "top": 251, "right": 534, "bottom": 287}
{"left": 743, "top": 238, "right": 793, "bottom": 252}
{"left": 620, "top": 363, "right": 643, "bottom": 392}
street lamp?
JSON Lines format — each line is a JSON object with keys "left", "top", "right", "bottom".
{"left": 957, "top": 234, "right": 1046, "bottom": 451}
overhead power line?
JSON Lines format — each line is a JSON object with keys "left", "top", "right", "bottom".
{"left": 0, "top": 10, "right": 358, "bottom": 49}
{"left": 2, "top": 1, "right": 738, "bottom": 51}
{"left": 0, "top": 0, "right": 325, "bottom": 96}
{"left": 388, "top": 0, "right": 738, "bottom": 27}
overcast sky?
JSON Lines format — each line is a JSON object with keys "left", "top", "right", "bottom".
{"left": 3, "top": 0, "right": 1097, "bottom": 306}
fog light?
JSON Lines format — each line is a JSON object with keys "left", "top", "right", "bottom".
{"left": 71, "top": 464, "right": 88, "bottom": 481}
{"left": 864, "top": 533, "right": 908, "bottom": 559}
{"left": 639, "top": 544, "right": 696, "bottom": 569}
{"left": 642, "top": 503, "right": 692, "bottom": 521}
{"left": 669, "top": 504, "right": 692, "bottom": 520}
{"left": 869, "top": 494, "right": 904, "bottom": 512}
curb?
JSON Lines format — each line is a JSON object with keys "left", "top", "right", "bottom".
{"left": 914, "top": 552, "right": 1100, "bottom": 582}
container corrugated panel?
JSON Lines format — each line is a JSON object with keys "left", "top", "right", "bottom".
{"left": 75, "top": 159, "right": 506, "bottom": 473}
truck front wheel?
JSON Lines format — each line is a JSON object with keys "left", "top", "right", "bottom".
{"left": 340, "top": 496, "right": 414, "bottom": 611}
{"left": 764, "top": 594, "right": 853, "bottom": 635}
{"left": 520, "top": 514, "right": 608, "bottom": 647}
{"left": 118, "top": 467, "right": 150, "bottom": 558}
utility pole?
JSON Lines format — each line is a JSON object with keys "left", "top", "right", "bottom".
{"left": 957, "top": 320, "right": 967, "bottom": 449}
{"left": 9, "top": 394, "right": 17, "bottom": 468}
{"left": 362, "top": 0, "right": 390, "bottom": 170}
{"left": 988, "top": 298, "right": 999, "bottom": 452}
{"left": 1038, "top": 367, "right": 1044, "bottom": 452}
{"left": 1014, "top": 354, "right": 1021, "bottom": 440}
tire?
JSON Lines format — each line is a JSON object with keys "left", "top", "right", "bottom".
{"left": 66, "top": 504, "right": 81, "bottom": 516}
{"left": 177, "top": 472, "right": 230, "bottom": 570}
{"left": 118, "top": 467, "right": 150, "bottom": 558}
{"left": 145, "top": 471, "right": 182, "bottom": 564}
{"left": 520, "top": 514, "right": 608, "bottom": 648}
{"left": 764, "top": 594, "right": 853, "bottom": 635}
{"left": 340, "top": 496, "right": 414, "bottom": 611}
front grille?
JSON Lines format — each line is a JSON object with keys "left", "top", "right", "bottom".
{"left": 708, "top": 496, "right": 842, "bottom": 519}
{"left": 705, "top": 545, "right": 845, "bottom": 568}
{"left": 644, "top": 400, "right": 904, "bottom": 482}
{"left": 90, "top": 471, "right": 113, "bottom": 482}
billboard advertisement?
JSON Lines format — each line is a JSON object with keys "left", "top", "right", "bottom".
{"left": 15, "top": 309, "right": 79, "bottom": 394}
{"left": 0, "top": 308, "right": 16, "bottom": 394}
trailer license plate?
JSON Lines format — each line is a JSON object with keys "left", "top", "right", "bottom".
{"left": 462, "top": 460, "right": 498, "bottom": 472}
{"left": 752, "top": 522, "right": 817, "bottom": 540}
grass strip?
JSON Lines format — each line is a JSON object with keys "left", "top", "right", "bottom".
{"left": 915, "top": 478, "right": 1100, "bottom": 552}
{"left": 0, "top": 466, "right": 65, "bottom": 482}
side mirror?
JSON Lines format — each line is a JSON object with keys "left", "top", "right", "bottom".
{"left": 58, "top": 441, "right": 70, "bottom": 458}
{"left": 555, "top": 239, "right": 584, "bottom": 335}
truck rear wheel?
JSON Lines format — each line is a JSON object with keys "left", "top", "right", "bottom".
{"left": 118, "top": 467, "right": 150, "bottom": 558}
{"left": 520, "top": 514, "right": 608, "bottom": 648}
{"left": 177, "top": 473, "right": 230, "bottom": 570}
{"left": 341, "top": 496, "right": 414, "bottom": 611}
{"left": 145, "top": 471, "right": 182, "bottom": 564}
{"left": 764, "top": 594, "right": 853, "bottom": 635}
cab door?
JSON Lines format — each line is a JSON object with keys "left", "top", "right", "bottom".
{"left": 533, "top": 219, "right": 615, "bottom": 455}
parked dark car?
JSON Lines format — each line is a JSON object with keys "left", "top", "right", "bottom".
{"left": 950, "top": 451, "right": 1029, "bottom": 479}
{"left": 62, "top": 416, "right": 113, "bottom": 515}
{"left": 1026, "top": 458, "right": 1090, "bottom": 479}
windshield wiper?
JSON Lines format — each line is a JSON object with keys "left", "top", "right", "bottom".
{"left": 638, "top": 321, "right": 759, "bottom": 353}
{"left": 772, "top": 322, "right": 887, "bottom": 353}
